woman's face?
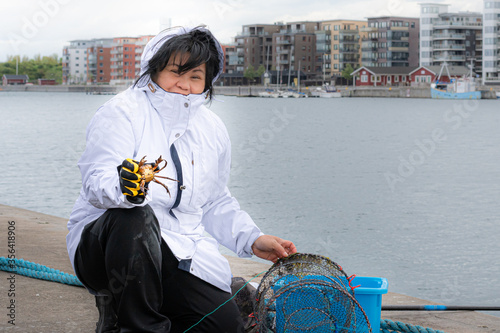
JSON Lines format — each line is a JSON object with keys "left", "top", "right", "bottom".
{"left": 154, "top": 53, "right": 206, "bottom": 95}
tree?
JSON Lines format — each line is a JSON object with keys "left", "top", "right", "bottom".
{"left": 243, "top": 64, "right": 256, "bottom": 82}
{"left": 256, "top": 64, "right": 266, "bottom": 78}
{"left": 341, "top": 64, "right": 355, "bottom": 84}
{"left": 0, "top": 54, "right": 63, "bottom": 84}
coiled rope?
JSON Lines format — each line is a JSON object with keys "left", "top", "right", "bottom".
{"left": 0, "top": 257, "right": 83, "bottom": 287}
{"left": 0, "top": 257, "right": 447, "bottom": 332}
{"left": 380, "top": 319, "right": 445, "bottom": 333}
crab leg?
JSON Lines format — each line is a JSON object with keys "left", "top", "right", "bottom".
{"left": 152, "top": 179, "right": 172, "bottom": 197}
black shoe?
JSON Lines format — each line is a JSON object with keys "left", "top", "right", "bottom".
{"left": 95, "top": 295, "right": 119, "bottom": 333}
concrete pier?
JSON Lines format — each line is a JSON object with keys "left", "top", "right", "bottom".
{"left": 0, "top": 204, "right": 499, "bottom": 332}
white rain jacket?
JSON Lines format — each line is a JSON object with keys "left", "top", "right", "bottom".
{"left": 66, "top": 27, "right": 263, "bottom": 293}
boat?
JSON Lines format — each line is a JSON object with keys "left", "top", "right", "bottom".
{"left": 258, "top": 89, "right": 279, "bottom": 98}
{"left": 430, "top": 62, "right": 481, "bottom": 100}
{"left": 311, "top": 84, "right": 342, "bottom": 98}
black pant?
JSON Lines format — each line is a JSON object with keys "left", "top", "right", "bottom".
{"left": 74, "top": 205, "right": 244, "bottom": 333}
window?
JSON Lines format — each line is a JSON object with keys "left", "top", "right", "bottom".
{"left": 99, "top": 63, "right": 103, "bottom": 67}
{"left": 99, "top": 49, "right": 103, "bottom": 53}
{"left": 395, "top": 76, "right": 399, "bottom": 82}
{"left": 402, "top": 76, "right": 406, "bottom": 82}
{"left": 361, "top": 74, "right": 368, "bottom": 82}
{"left": 99, "top": 56, "right": 103, "bottom": 60}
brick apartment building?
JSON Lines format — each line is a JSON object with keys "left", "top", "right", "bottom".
{"left": 362, "top": 16, "right": 420, "bottom": 68}
{"left": 317, "top": 20, "right": 368, "bottom": 80}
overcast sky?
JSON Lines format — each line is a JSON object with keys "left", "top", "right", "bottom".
{"left": 0, "top": 0, "right": 483, "bottom": 62}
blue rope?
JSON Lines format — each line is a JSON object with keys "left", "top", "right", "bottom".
{"left": 0, "top": 257, "right": 83, "bottom": 287}
{"left": 0, "top": 257, "right": 447, "bottom": 332}
{"left": 381, "top": 319, "right": 446, "bottom": 333}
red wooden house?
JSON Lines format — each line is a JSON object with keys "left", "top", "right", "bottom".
{"left": 2, "top": 74, "right": 29, "bottom": 86}
{"left": 351, "top": 67, "right": 417, "bottom": 87}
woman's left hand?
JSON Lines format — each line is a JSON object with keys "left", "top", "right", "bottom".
{"left": 251, "top": 235, "right": 297, "bottom": 263}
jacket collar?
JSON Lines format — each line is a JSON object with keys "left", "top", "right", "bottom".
{"left": 137, "top": 78, "right": 208, "bottom": 116}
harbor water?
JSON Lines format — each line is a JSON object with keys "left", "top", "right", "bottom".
{"left": 1, "top": 91, "right": 499, "bottom": 316}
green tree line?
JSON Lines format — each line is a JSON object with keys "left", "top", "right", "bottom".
{"left": 0, "top": 55, "right": 62, "bottom": 84}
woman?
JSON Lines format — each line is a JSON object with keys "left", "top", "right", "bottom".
{"left": 66, "top": 26, "right": 296, "bottom": 332}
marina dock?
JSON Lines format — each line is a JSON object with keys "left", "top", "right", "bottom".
{"left": 1, "top": 204, "right": 499, "bottom": 332}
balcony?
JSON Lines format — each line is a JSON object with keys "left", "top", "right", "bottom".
{"left": 433, "top": 55, "right": 466, "bottom": 62}
{"left": 276, "top": 49, "right": 291, "bottom": 54}
{"left": 340, "top": 37, "right": 359, "bottom": 42}
{"left": 433, "top": 21, "right": 482, "bottom": 28}
{"left": 433, "top": 44, "right": 466, "bottom": 51}
{"left": 362, "top": 47, "right": 378, "bottom": 52}
{"left": 340, "top": 29, "right": 359, "bottom": 34}
{"left": 340, "top": 48, "right": 359, "bottom": 53}
{"left": 360, "top": 27, "right": 378, "bottom": 32}
{"left": 389, "top": 26, "right": 409, "bottom": 31}
{"left": 433, "top": 33, "right": 466, "bottom": 40}
{"left": 276, "top": 39, "right": 292, "bottom": 45}
{"left": 388, "top": 47, "right": 409, "bottom": 52}
{"left": 362, "top": 57, "right": 377, "bottom": 62}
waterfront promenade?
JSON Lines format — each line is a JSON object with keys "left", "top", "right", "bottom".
{"left": 0, "top": 204, "right": 499, "bottom": 332}
{"left": 1, "top": 84, "right": 498, "bottom": 99}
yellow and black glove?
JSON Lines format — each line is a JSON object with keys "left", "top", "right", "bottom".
{"left": 118, "top": 158, "right": 145, "bottom": 204}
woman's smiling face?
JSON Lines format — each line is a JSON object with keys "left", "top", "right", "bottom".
{"left": 154, "top": 53, "right": 206, "bottom": 95}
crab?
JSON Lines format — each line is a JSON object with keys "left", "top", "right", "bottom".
{"left": 138, "top": 155, "right": 178, "bottom": 197}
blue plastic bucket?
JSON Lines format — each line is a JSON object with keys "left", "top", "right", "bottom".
{"left": 352, "top": 277, "right": 388, "bottom": 332}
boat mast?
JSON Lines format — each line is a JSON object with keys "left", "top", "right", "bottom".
{"left": 298, "top": 60, "right": 301, "bottom": 92}
{"left": 287, "top": 49, "right": 291, "bottom": 88}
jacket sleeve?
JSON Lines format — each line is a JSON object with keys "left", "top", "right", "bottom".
{"left": 78, "top": 96, "right": 145, "bottom": 210}
{"left": 201, "top": 118, "right": 264, "bottom": 258}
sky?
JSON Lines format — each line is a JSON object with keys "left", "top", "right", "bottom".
{"left": 0, "top": 0, "right": 484, "bottom": 62}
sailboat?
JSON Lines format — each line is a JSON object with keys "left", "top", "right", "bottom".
{"left": 430, "top": 61, "right": 481, "bottom": 100}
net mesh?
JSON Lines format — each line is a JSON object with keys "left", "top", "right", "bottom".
{"left": 254, "top": 253, "right": 371, "bottom": 333}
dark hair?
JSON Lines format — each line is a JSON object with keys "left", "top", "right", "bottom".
{"left": 135, "top": 28, "right": 220, "bottom": 100}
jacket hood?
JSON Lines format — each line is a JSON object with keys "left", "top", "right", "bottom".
{"left": 139, "top": 26, "right": 225, "bottom": 86}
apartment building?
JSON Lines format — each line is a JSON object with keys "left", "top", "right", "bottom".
{"left": 420, "top": 3, "right": 450, "bottom": 66}
{"left": 110, "top": 35, "right": 153, "bottom": 85}
{"left": 62, "top": 40, "right": 91, "bottom": 84}
{"left": 362, "top": 16, "right": 420, "bottom": 68}
{"left": 483, "top": 0, "right": 500, "bottom": 84}
{"left": 232, "top": 24, "right": 283, "bottom": 74}
{"left": 318, "top": 20, "right": 367, "bottom": 78}
{"left": 87, "top": 38, "right": 113, "bottom": 84}
{"left": 63, "top": 35, "right": 153, "bottom": 85}
{"left": 432, "top": 12, "right": 482, "bottom": 74}
{"left": 271, "top": 21, "right": 320, "bottom": 80}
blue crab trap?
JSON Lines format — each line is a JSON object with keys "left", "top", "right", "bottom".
{"left": 254, "top": 253, "right": 371, "bottom": 333}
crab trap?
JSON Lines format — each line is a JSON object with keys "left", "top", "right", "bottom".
{"left": 254, "top": 253, "right": 387, "bottom": 333}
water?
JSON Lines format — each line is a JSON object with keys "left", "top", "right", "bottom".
{"left": 1, "top": 92, "right": 499, "bottom": 316}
